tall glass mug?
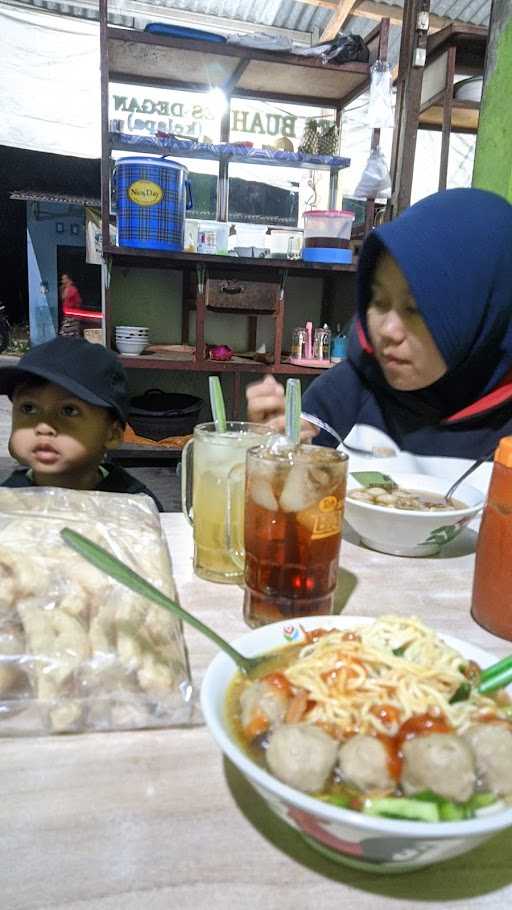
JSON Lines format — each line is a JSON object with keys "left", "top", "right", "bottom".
{"left": 242, "top": 444, "right": 348, "bottom": 627}
{"left": 181, "top": 422, "right": 271, "bottom": 584}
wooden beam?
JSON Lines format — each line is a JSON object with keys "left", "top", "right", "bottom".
{"left": 321, "top": 0, "right": 359, "bottom": 41}
{"left": 294, "top": 0, "right": 338, "bottom": 8}
{"left": 354, "top": 0, "right": 467, "bottom": 33}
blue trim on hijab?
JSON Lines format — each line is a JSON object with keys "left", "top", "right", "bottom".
{"left": 354, "top": 188, "right": 512, "bottom": 407}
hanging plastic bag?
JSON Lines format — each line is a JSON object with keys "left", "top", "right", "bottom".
{"left": 367, "top": 60, "right": 394, "bottom": 128}
{"left": 353, "top": 147, "right": 392, "bottom": 199}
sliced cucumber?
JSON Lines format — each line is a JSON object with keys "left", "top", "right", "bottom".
{"left": 363, "top": 797, "right": 440, "bottom": 823}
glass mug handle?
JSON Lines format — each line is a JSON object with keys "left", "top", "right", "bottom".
{"left": 181, "top": 438, "right": 194, "bottom": 526}
{"left": 225, "top": 463, "right": 245, "bottom": 572}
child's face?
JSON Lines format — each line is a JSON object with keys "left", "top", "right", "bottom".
{"left": 366, "top": 252, "right": 447, "bottom": 391}
{"left": 9, "top": 381, "right": 122, "bottom": 489}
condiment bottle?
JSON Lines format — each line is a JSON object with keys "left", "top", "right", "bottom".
{"left": 331, "top": 323, "right": 348, "bottom": 363}
{"left": 313, "top": 324, "right": 331, "bottom": 360}
{"left": 471, "top": 436, "right": 512, "bottom": 640}
{"left": 291, "top": 326, "right": 306, "bottom": 360}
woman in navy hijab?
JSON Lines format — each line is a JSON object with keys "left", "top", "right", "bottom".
{"left": 247, "top": 188, "right": 512, "bottom": 459}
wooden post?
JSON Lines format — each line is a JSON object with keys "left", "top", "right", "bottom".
{"left": 472, "top": 0, "right": 512, "bottom": 203}
{"left": 195, "top": 267, "right": 206, "bottom": 362}
{"left": 232, "top": 372, "right": 241, "bottom": 419}
{"left": 99, "top": 0, "right": 111, "bottom": 252}
{"left": 272, "top": 273, "right": 286, "bottom": 369}
{"left": 362, "top": 17, "right": 390, "bottom": 235}
{"left": 389, "top": 0, "right": 430, "bottom": 217}
{"left": 438, "top": 44, "right": 456, "bottom": 190}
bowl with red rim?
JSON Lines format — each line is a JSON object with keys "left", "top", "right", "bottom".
{"left": 200, "top": 615, "right": 512, "bottom": 874}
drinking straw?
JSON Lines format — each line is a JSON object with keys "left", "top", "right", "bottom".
{"left": 285, "top": 378, "right": 301, "bottom": 446}
{"left": 209, "top": 375, "right": 227, "bottom": 433}
{"left": 478, "top": 656, "right": 512, "bottom": 694}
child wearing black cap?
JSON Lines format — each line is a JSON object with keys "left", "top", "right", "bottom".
{"left": 0, "top": 337, "right": 164, "bottom": 511}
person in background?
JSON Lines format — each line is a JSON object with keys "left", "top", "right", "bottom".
{"left": 59, "top": 273, "right": 83, "bottom": 337}
{"left": 0, "top": 336, "right": 164, "bottom": 511}
{"left": 247, "top": 188, "right": 512, "bottom": 460}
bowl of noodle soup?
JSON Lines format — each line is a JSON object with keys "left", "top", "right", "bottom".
{"left": 345, "top": 472, "right": 484, "bottom": 557}
{"left": 200, "top": 615, "right": 512, "bottom": 874}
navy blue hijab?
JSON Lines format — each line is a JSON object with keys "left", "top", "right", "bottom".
{"left": 350, "top": 188, "right": 512, "bottom": 419}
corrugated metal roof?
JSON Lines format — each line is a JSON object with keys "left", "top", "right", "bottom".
{"left": 10, "top": 0, "right": 492, "bottom": 35}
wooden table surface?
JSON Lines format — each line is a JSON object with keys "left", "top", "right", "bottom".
{"left": 2, "top": 515, "right": 511, "bottom": 910}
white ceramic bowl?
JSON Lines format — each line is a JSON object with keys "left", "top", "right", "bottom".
{"left": 345, "top": 472, "right": 484, "bottom": 557}
{"left": 200, "top": 615, "right": 512, "bottom": 874}
{"left": 115, "top": 325, "right": 149, "bottom": 332}
{"left": 116, "top": 339, "right": 147, "bottom": 354}
{"left": 454, "top": 76, "right": 483, "bottom": 102}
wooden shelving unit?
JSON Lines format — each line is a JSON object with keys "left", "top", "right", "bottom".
{"left": 103, "top": 244, "right": 358, "bottom": 276}
{"left": 106, "top": 24, "right": 380, "bottom": 106}
{"left": 99, "top": 0, "right": 389, "bottom": 416}
{"left": 417, "top": 24, "right": 487, "bottom": 190}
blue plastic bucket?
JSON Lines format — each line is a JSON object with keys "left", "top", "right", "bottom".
{"left": 115, "top": 157, "right": 193, "bottom": 251}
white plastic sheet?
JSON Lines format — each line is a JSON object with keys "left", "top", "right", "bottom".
{"left": 1, "top": 5, "right": 100, "bottom": 157}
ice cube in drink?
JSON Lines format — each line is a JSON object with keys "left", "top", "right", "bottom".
{"left": 243, "top": 444, "right": 348, "bottom": 626}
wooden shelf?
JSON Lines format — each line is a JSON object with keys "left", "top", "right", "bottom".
{"left": 103, "top": 244, "right": 357, "bottom": 276}
{"left": 109, "top": 134, "right": 350, "bottom": 171}
{"left": 418, "top": 99, "right": 480, "bottom": 133}
{"left": 118, "top": 352, "right": 326, "bottom": 376}
{"left": 425, "top": 24, "right": 488, "bottom": 69}
{"left": 99, "top": 0, "right": 383, "bottom": 410}
{"left": 106, "top": 25, "right": 380, "bottom": 107}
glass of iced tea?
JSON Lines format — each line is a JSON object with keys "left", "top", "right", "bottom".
{"left": 181, "top": 422, "right": 271, "bottom": 584}
{"left": 242, "top": 443, "right": 348, "bottom": 627}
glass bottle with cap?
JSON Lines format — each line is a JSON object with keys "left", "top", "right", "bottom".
{"left": 471, "top": 436, "right": 512, "bottom": 640}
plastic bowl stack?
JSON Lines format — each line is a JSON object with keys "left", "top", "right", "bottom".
{"left": 115, "top": 325, "right": 149, "bottom": 355}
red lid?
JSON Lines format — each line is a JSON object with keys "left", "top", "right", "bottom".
{"left": 303, "top": 210, "right": 355, "bottom": 218}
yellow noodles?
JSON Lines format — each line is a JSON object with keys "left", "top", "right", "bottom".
{"left": 283, "top": 615, "right": 498, "bottom": 738}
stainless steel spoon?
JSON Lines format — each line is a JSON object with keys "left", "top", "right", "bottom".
{"left": 60, "top": 528, "right": 268, "bottom": 675}
{"left": 443, "top": 448, "right": 495, "bottom": 503}
{"left": 301, "top": 412, "right": 397, "bottom": 456}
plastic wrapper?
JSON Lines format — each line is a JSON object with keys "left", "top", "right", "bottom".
{"left": 0, "top": 487, "right": 193, "bottom": 735}
{"left": 368, "top": 61, "right": 394, "bottom": 128}
{"left": 293, "top": 34, "right": 369, "bottom": 65}
{"left": 353, "top": 148, "right": 392, "bottom": 199}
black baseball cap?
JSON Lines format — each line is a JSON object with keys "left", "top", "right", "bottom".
{"left": 0, "top": 337, "right": 130, "bottom": 424}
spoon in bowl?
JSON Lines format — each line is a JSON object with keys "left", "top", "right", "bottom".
{"left": 60, "top": 528, "right": 267, "bottom": 675}
{"left": 443, "top": 447, "right": 495, "bottom": 504}
{"left": 58, "top": 528, "right": 512, "bottom": 695}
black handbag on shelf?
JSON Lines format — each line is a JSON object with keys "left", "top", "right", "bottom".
{"left": 323, "top": 34, "right": 370, "bottom": 65}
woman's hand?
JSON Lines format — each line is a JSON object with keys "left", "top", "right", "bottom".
{"left": 246, "top": 375, "right": 319, "bottom": 442}
{"left": 246, "top": 375, "right": 285, "bottom": 422}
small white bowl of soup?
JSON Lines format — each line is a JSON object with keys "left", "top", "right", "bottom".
{"left": 200, "top": 615, "right": 512, "bottom": 874}
{"left": 345, "top": 472, "right": 484, "bottom": 557}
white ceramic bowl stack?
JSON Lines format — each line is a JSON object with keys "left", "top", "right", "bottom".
{"left": 115, "top": 325, "right": 149, "bottom": 355}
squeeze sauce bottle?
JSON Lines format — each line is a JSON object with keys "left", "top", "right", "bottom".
{"left": 471, "top": 436, "right": 512, "bottom": 640}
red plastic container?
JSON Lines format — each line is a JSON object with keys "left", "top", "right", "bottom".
{"left": 471, "top": 437, "right": 512, "bottom": 639}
